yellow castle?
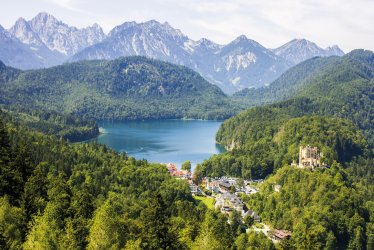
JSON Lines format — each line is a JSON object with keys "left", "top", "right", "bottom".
{"left": 298, "top": 145, "right": 322, "bottom": 169}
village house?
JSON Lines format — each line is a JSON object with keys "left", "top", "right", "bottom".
{"left": 227, "top": 178, "right": 237, "bottom": 187}
{"left": 166, "top": 163, "right": 177, "bottom": 174}
{"left": 217, "top": 180, "right": 231, "bottom": 193}
{"left": 270, "top": 229, "right": 292, "bottom": 242}
{"left": 206, "top": 180, "right": 220, "bottom": 193}
{"left": 165, "top": 163, "right": 192, "bottom": 179}
{"left": 215, "top": 192, "right": 244, "bottom": 213}
{"left": 243, "top": 210, "right": 261, "bottom": 223}
{"left": 171, "top": 170, "right": 191, "bottom": 179}
{"left": 245, "top": 186, "right": 259, "bottom": 195}
{"left": 189, "top": 182, "right": 200, "bottom": 195}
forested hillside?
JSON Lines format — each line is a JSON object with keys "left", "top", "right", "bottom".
{"left": 195, "top": 115, "right": 368, "bottom": 179}
{"left": 0, "top": 56, "right": 239, "bottom": 121}
{"left": 234, "top": 50, "right": 373, "bottom": 113}
{"left": 244, "top": 163, "right": 373, "bottom": 249}
{"left": 195, "top": 50, "right": 373, "bottom": 179}
{"left": 233, "top": 56, "right": 340, "bottom": 105}
{"left": 1, "top": 108, "right": 98, "bottom": 142}
{"left": 1, "top": 111, "right": 272, "bottom": 249}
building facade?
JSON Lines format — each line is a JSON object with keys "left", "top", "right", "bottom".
{"left": 298, "top": 145, "right": 322, "bottom": 169}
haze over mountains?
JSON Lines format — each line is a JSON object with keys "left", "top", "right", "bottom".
{"left": 1, "top": 12, "right": 344, "bottom": 93}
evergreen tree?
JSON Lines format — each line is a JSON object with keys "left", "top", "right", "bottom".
{"left": 139, "top": 193, "right": 179, "bottom": 249}
{"left": 181, "top": 161, "right": 191, "bottom": 172}
{"left": 0, "top": 119, "right": 20, "bottom": 202}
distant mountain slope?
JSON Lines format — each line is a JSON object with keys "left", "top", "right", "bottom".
{"left": 2, "top": 12, "right": 106, "bottom": 69}
{"left": 0, "top": 61, "right": 20, "bottom": 83}
{"left": 72, "top": 21, "right": 344, "bottom": 93}
{"left": 233, "top": 56, "right": 340, "bottom": 105}
{"left": 71, "top": 21, "right": 292, "bottom": 93}
{"left": 12, "top": 12, "right": 106, "bottom": 56}
{"left": 196, "top": 49, "right": 373, "bottom": 180}
{"left": 235, "top": 50, "right": 372, "bottom": 108}
{"left": 207, "top": 35, "right": 291, "bottom": 93}
{"left": 0, "top": 56, "right": 238, "bottom": 120}
{"left": 72, "top": 20, "right": 194, "bottom": 65}
{"left": 232, "top": 49, "right": 374, "bottom": 142}
{"left": 8, "top": 17, "right": 65, "bottom": 66}
{"left": 273, "top": 38, "right": 344, "bottom": 65}
{"left": 0, "top": 25, "right": 46, "bottom": 69}
{"left": 1, "top": 13, "right": 344, "bottom": 92}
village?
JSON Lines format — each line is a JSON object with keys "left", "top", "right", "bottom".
{"left": 165, "top": 145, "right": 324, "bottom": 244}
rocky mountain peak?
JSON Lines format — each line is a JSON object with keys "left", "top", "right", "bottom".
{"left": 196, "top": 38, "right": 221, "bottom": 50}
{"left": 325, "top": 45, "right": 344, "bottom": 56}
{"left": 274, "top": 38, "right": 344, "bottom": 65}
{"left": 8, "top": 17, "right": 44, "bottom": 47}
{"left": 32, "top": 12, "right": 60, "bottom": 24}
{"left": 233, "top": 34, "right": 248, "bottom": 42}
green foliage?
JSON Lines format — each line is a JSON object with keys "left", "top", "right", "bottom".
{"left": 198, "top": 115, "right": 367, "bottom": 179}
{"left": 181, "top": 160, "right": 192, "bottom": 171}
{"left": 0, "top": 113, "right": 252, "bottom": 249}
{"left": 233, "top": 49, "right": 374, "bottom": 146}
{"left": 192, "top": 210, "right": 234, "bottom": 250}
{"left": 244, "top": 165, "right": 371, "bottom": 249}
{"left": 0, "top": 196, "right": 24, "bottom": 250}
{"left": 229, "top": 210, "right": 245, "bottom": 237}
{"left": 235, "top": 231, "right": 275, "bottom": 250}
{"left": 0, "top": 56, "right": 240, "bottom": 121}
{"left": 1, "top": 108, "right": 99, "bottom": 142}
{"left": 193, "top": 196, "right": 215, "bottom": 210}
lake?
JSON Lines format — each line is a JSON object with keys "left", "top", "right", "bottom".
{"left": 91, "top": 120, "right": 225, "bottom": 170}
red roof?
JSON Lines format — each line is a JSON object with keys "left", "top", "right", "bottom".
{"left": 166, "top": 163, "right": 177, "bottom": 172}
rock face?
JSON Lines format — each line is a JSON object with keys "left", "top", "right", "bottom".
{"left": 26, "top": 12, "right": 106, "bottom": 56}
{"left": 273, "top": 39, "right": 344, "bottom": 65}
{"left": 3, "top": 12, "right": 106, "bottom": 69}
{"left": 0, "top": 24, "right": 45, "bottom": 69}
{"left": 1, "top": 13, "right": 344, "bottom": 92}
{"left": 71, "top": 21, "right": 291, "bottom": 93}
{"left": 207, "top": 35, "right": 290, "bottom": 93}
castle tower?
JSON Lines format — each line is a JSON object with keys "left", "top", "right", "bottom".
{"left": 298, "top": 145, "right": 321, "bottom": 169}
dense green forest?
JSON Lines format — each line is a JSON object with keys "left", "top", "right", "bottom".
{"left": 195, "top": 115, "right": 368, "bottom": 179}
{"left": 0, "top": 56, "right": 240, "bottom": 121}
{"left": 0, "top": 111, "right": 277, "bottom": 249}
{"left": 1, "top": 107, "right": 98, "bottom": 142}
{"left": 244, "top": 162, "right": 374, "bottom": 249}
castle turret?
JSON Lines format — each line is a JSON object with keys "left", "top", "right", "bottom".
{"left": 298, "top": 145, "right": 321, "bottom": 169}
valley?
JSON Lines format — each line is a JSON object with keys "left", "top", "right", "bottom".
{"left": 0, "top": 8, "right": 373, "bottom": 250}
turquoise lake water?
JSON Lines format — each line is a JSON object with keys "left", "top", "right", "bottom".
{"left": 92, "top": 120, "right": 225, "bottom": 169}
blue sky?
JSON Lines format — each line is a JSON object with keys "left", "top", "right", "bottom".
{"left": 1, "top": 0, "right": 373, "bottom": 52}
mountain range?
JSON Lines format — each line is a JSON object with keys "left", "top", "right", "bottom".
{"left": 0, "top": 12, "right": 344, "bottom": 93}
